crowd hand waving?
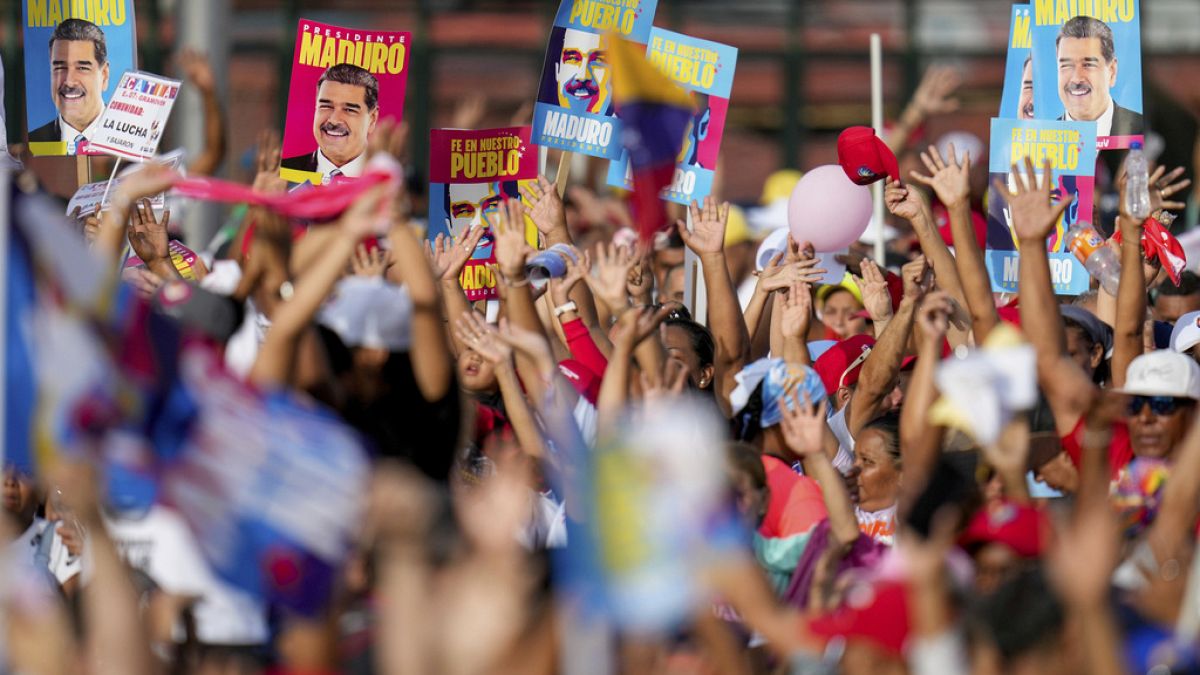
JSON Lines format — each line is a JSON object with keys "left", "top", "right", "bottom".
{"left": 520, "top": 175, "right": 567, "bottom": 238}
{"left": 916, "top": 290, "right": 955, "bottom": 343}
{"left": 585, "top": 242, "right": 636, "bottom": 313}
{"left": 494, "top": 198, "right": 534, "bottom": 278}
{"left": 779, "top": 281, "right": 813, "bottom": 340}
{"left": 676, "top": 196, "right": 729, "bottom": 257}
{"left": 549, "top": 247, "right": 589, "bottom": 308}
{"left": 909, "top": 65, "right": 961, "bottom": 119}
{"left": 852, "top": 258, "right": 893, "bottom": 323}
{"left": 177, "top": 48, "right": 216, "bottom": 93}
{"left": 883, "top": 179, "right": 927, "bottom": 222}
{"left": 626, "top": 251, "right": 653, "bottom": 301}
{"left": 350, "top": 243, "right": 389, "bottom": 278}
{"left": 909, "top": 143, "right": 971, "bottom": 207}
{"left": 755, "top": 252, "right": 827, "bottom": 292}
{"left": 1147, "top": 165, "right": 1190, "bottom": 215}
{"left": 993, "top": 157, "right": 1073, "bottom": 244}
{"left": 611, "top": 304, "right": 673, "bottom": 352}
{"left": 777, "top": 392, "right": 827, "bottom": 457}
{"left": 368, "top": 117, "right": 410, "bottom": 162}
{"left": 639, "top": 359, "right": 689, "bottom": 402}
{"left": 494, "top": 317, "right": 556, "bottom": 373}
{"left": 450, "top": 93, "right": 487, "bottom": 131}
{"left": 426, "top": 225, "right": 486, "bottom": 282}
{"left": 455, "top": 311, "right": 513, "bottom": 367}
{"left": 251, "top": 129, "right": 287, "bottom": 195}
{"left": 901, "top": 255, "right": 934, "bottom": 300}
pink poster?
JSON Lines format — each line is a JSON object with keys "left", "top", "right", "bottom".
{"left": 280, "top": 19, "right": 410, "bottom": 186}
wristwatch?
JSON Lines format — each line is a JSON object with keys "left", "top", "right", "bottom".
{"left": 554, "top": 300, "right": 578, "bottom": 318}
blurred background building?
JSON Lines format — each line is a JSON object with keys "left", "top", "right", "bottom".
{"left": 4, "top": 0, "right": 1199, "bottom": 206}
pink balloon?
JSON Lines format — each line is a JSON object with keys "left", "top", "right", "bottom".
{"left": 787, "top": 165, "right": 873, "bottom": 252}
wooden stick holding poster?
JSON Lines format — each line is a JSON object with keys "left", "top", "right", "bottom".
{"left": 555, "top": 149, "right": 572, "bottom": 198}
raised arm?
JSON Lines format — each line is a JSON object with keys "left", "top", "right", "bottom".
{"left": 778, "top": 394, "right": 860, "bottom": 548}
{"left": 882, "top": 176, "right": 968, "bottom": 329}
{"left": 1003, "top": 158, "right": 1097, "bottom": 434}
{"left": 885, "top": 65, "right": 960, "bottom": 155}
{"left": 178, "top": 49, "right": 226, "bottom": 177}
{"left": 847, "top": 257, "right": 925, "bottom": 437}
{"left": 96, "top": 164, "right": 180, "bottom": 265}
{"left": 910, "top": 143, "right": 1000, "bottom": 341}
{"left": 250, "top": 185, "right": 389, "bottom": 388}
{"left": 523, "top": 175, "right": 601, "bottom": 329}
{"left": 677, "top": 197, "right": 749, "bottom": 417}
{"left": 778, "top": 281, "right": 813, "bottom": 367}
{"left": 900, "top": 291, "right": 952, "bottom": 483}
{"left": 388, "top": 217, "right": 455, "bottom": 402}
{"left": 425, "top": 225, "right": 486, "bottom": 357}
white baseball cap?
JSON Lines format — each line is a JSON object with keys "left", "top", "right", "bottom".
{"left": 1121, "top": 350, "right": 1200, "bottom": 399}
{"left": 1169, "top": 311, "right": 1200, "bottom": 354}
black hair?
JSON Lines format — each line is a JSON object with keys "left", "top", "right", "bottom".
{"left": 726, "top": 441, "right": 767, "bottom": 490}
{"left": 732, "top": 381, "right": 766, "bottom": 444}
{"left": 318, "top": 63, "right": 379, "bottom": 111}
{"left": 49, "top": 18, "right": 107, "bottom": 65}
{"left": 664, "top": 317, "right": 715, "bottom": 371}
{"left": 969, "top": 565, "right": 1064, "bottom": 664}
{"left": 1063, "top": 316, "right": 1110, "bottom": 384}
{"left": 1057, "top": 15, "right": 1115, "bottom": 63}
{"left": 862, "top": 412, "right": 902, "bottom": 466}
{"left": 1154, "top": 271, "right": 1200, "bottom": 301}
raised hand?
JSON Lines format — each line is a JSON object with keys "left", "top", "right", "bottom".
{"left": 251, "top": 128, "right": 286, "bottom": 195}
{"left": 495, "top": 317, "right": 554, "bottom": 371}
{"left": 777, "top": 392, "right": 828, "bottom": 457}
{"left": 676, "top": 196, "right": 729, "bottom": 256}
{"left": 367, "top": 118, "right": 410, "bottom": 161}
{"left": 455, "top": 311, "right": 513, "bottom": 366}
{"left": 426, "top": 225, "right": 485, "bottom": 282}
{"left": 122, "top": 266, "right": 164, "bottom": 299}
{"left": 993, "top": 157, "right": 1073, "bottom": 244}
{"left": 127, "top": 199, "right": 171, "bottom": 266}
{"left": 585, "top": 242, "right": 636, "bottom": 313}
{"left": 78, "top": 204, "right": 102, "bottom": 244}
{"left": 911, "top": 65, "right": 961, "bottom": 118}
{"left": 350, "top": 242, "right": 389, "bottom": 278}
{"left": 901, "top": 255, "right": 933, "bottom": 300}
{"left": 611, "top": 304, "right": 672, "bottom": 351}
{"left": 981, "top": 417, "right": 1031, "bottom": 481}
{"left": 916, "top": 290, "right": 953, "bottom": 343}
{"left": 626, "top": 251, "right": 653, "bottom": 301}
{"left": 640, "top": 359, "right": 689, "bottom": 402}
{"left": 177, "top": 48, "right": 216, "bottom": 93}
{"left": 910, "top": 143, "right": 971, "bottom": 207}
{"left": 1149, "top": 165, "right": 1190, "bottom": 214}
{"left": 884, "top": 179, "right": 925, "bottom": 222}
{"left": 548, "top": 246, "right": 588, "bottom": 307}
{"left": 779, "top": 281, "right": 813, "bottom": 340}
{"left": 494, "top": 198, "right": 533, "bottom": 277}
{"left": 853, "top": 258, "right": 893, "bottom": 322}
{"left": 340, "top": 184, "right": 393, "bottom": 239}
{"left": 756, "top": 255, "right": 827, "bottom": 293}
{"left": 450, "top": 93, "right": 487, "bottom": 130}
{"left": 520, "top": 175, "right": 566, "bottom": 237}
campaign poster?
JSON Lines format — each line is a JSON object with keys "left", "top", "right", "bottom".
{"left": 66, "top": 147, "right": 185, "bottom": 215}
{"left": 22, "top": 0, "right": 137, "bottom": 157}
{"left": 605, "top": 28, "right": 736, "bottom": 205}
{"left": 427, "top": 127, "right": 540, "bottom": 302}
{"left": 86, "top": 71, "right": 180, "bottom": 161}
{"left": 999, "top": 5, "right": 1033, "bottom": 119}
{"left": 280, "top": 20, "right": 410, "bottom": 186}
{"left": 532, "top": 0, "right": 659, "bottom": 160}
{"left": 1030, "top": 0, "right": 1142, "bottom": 149}
{"left": 985, "top": 118, "right": 1098, "bottom": 296}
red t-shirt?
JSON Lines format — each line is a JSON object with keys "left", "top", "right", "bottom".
{"left": 760, "top": 456, "right": 828, "bottom": 538}
{"left": 1060, "top": 417, "right": 1133, "bottom": 479}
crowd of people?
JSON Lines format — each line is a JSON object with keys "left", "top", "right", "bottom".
{"left": 4, "top": 41, "right": 1200, "bottom": 675}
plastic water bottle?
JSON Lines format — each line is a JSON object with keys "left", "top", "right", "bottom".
{"left": 1125, "top": 140, "right": 1151, "bottom": 220}
{"left": 1067, "top": 222, "right": 1121, "bottom": 295}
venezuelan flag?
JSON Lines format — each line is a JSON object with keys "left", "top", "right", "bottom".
{"left": 606, "top": 33, "right": 694, "bottom": 243}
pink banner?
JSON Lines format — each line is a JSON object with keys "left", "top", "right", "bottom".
{"left": 280, "top": 19, "right": 410, "bottom": 185}
{"left": 429, "top": 127, "right": 538, "bottom": 184}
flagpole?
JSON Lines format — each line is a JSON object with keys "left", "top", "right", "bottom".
{"left": 870, "top": 33, "right": 886, "bottom": 265}
{"left": 0, "top": 166, "right": 10, "bottom": 469}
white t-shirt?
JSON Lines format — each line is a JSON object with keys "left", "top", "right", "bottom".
{"left": 8, "top": 517, "right": 79, "bottom": 585}
{"left": 103, "top": 505, "right": 269, "bottom": 646}
{"left": 828, "top": 404, "right": 856, "bottom": 473}
{"left": 855, "top": 504, "right": 897, "bottom": 546}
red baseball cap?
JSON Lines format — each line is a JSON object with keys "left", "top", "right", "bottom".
{"left": 808, "top": 580, "right": 910, "bottom": 657}
{"left": 837, "top": 126, "right": 900, "bottom": 186}
{"left": 814, "top": 335, "right": 875, "bottom": 396}
{"left": 959, "top": 501, "right": 1050, "bottom": 559}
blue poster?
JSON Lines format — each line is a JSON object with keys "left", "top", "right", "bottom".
{"left": 532, "top": 0, "right": 659, "bottom": 159}
{"left": 985, "top": 118, "right": 1098, "bottom": 296}
{"left": 605, "top": 28, "right": 737, "bottom": 206}
{"left": 999, "top": 5, "right": 1033, "bottom": 120}
{"left": 1030, "top": 0, "right": 1142, "bottom": 149}
{"left": 22, "top": 0, "right": 137, "bottom": 156}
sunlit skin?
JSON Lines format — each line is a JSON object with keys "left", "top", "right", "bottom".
{"left": 663, "top": 266, "right": 686, "bottom": 304}
{"left": 1064, "top": 326, "right": 1102, "bottom": 378}
{"left": 1128, "top": 399, "right": 1195, "bottom": 459}
{"left": 1057, "top": 36, "right": 1117, "bottom": 122}
{"left": 1035, "top": 451, "right": 1080, "bottom": 493}
{"left": 457, "top": 347, "right": 498, "bottom": 393}
{"left": 50, "top": 39, "right": 108, "bottom": 131}
{"left": 1019, "top": 59, "right": 1035, "bottom": 119}
{"left": 1152, "top": 293, "right": 1200, "bottom": 324}
{"left": 851, "top": 429, "right": 901, "bottom": 513}
{"left": 555, "top": 29, "right": 610, "bottom": 114}
{"left": 821, "top": 288, "right": 866, "bottom": 339}
{"left": 312, "top": 80, "right": 377, "bottom": 167}
{"left": 2, "top": 467, "right": 38, "bottom": 528}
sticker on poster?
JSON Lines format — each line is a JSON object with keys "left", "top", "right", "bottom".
{"left": 985, "top": 118, "right": 1098, "bottom": 296}
{"left": 532, "top": 0, "right": 659, "bottom": 160}
{"left": 1030, "top": 0, "right": 1142, "bottom": 149}
{"left": 427, "top": 127, "right": 540, "bottom": 302}
{"left": 280, "top": 19, "right": 410, "bottom": 186}
{"left": 22, "top": 0, "right": 138, "bottom": 157}
{"left": 86, "top": 71, "right": 181, "bottom": 161}
{"left": 605, "top": 28, "right": 736, "bottom": 205}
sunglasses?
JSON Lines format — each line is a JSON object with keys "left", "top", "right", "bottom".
{"left": 1127, "top": 395, "right": 1192, "bottom": 416}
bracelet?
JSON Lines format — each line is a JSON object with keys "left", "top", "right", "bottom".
{"left": 497, "top": 269, "right": 530, "bottom": 288}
